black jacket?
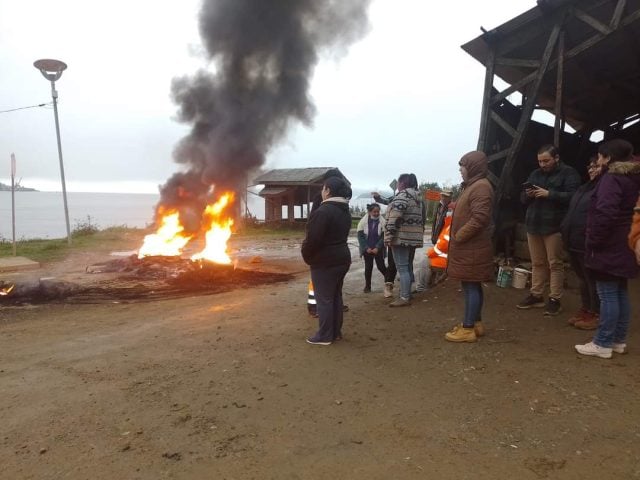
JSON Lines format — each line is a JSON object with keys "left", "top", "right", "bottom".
{"left": 561, "top": 179, "right": 596, "bottom": 253}
{"left": 301, "top": 200, "right": 352, "bottom": 267}
{"left": 521, "top": 162, "right": 581, "bottom": 235}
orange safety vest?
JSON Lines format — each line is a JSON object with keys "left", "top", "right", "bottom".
{"left": 427, "top": 218, "right": 451, "bottom": 270}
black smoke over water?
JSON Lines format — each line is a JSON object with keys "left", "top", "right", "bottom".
{"left": 157, "top": 0, "right": 371, "bottom": 233}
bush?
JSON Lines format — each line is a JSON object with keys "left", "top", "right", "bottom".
{"left": 72, "top": 216, "right": 100, "bottom": 237}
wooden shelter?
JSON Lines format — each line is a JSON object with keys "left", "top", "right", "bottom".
{"left": 461, "top": 0, "right": 640, "bottom": 254}
{"left": 462, "top": 0, "right": 640, "bottom": 203}
{"left": 252, "top": 168, "right": 349, "bottom": 222}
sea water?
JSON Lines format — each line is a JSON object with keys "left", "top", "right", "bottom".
{"left": 0, "top": 191, "right": 159, "bottom": 240}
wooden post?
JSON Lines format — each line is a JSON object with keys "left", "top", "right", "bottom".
{"left": 287, "top": 190, "right": 295, "bottom": 223}
{"left": 554, "top": 31, "right": 565, "bottom": 147}
{"left": 495, "top": 22, "right": 562, "bottom": 205}
{"left": 477, "top": 49, "right": 495, "bottom": 152}
{"left": 11, "top": 153, "right": 16, "bottom": 256}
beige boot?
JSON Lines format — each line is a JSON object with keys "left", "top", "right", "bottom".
{"left": 445, "top": 325, "right": 477, "bottom": 343}
{"left": 455, "top": 322, "right": 484, "bottom": 337}
{"left": 383, "top": 282, "right": 393, "bottom": 298}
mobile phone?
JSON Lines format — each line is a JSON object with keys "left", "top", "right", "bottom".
{"left": 522, "top": 182, "right": 534, "bottom": 190}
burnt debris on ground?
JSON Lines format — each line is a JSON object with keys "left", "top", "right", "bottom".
{"left": 1, "top": 255, "right": 292, "bottom": 305}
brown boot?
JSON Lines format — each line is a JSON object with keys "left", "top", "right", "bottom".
{"left": 574, "top": 312, "right": 599, "bottom": 330}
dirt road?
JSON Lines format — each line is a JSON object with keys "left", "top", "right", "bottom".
{"left": 1, "top": 236, "right": 639, "bottom": 479}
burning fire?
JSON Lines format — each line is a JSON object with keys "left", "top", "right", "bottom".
{"left": 138, "top": 192, "right": 235, "bottom": 264}
{"left": 191, "top": 194, "right": 234, "bottom": 264}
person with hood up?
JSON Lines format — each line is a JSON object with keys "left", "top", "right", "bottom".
{"left": 357, "top": 203, "right": 387, "bottom": 293}
{"left": 383, "top": 173, "right": 424, "bottom": 307}
{"left": 445, "top": 151, "right": 494, "bottom": 343}
{"left": 575, "top": 139, "right": 640, "bottom": 358}
{"left": 301, "top": 176, "right": 352, "bottom": 345}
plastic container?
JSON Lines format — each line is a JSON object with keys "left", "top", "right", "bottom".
{"left": 496, "top": 266, "right": 513, "bottom": 288}
{"left": 512, "top": 267, "right": 530, "bottom": 289}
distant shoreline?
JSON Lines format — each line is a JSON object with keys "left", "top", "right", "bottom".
{"left": 0, "top": 183, "right": 37, "bottom": 192}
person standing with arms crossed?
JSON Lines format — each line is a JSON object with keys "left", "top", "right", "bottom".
{"left": 517, "top": 145, "right": 581, "bottom": 316}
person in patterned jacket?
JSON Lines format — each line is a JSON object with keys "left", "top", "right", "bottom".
{"left": 383, "top": 173, "right": 424, "bottom": 307}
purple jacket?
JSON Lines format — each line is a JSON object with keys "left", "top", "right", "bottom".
{"left": 585, "top": 160, "right": 640, "bottom": 278}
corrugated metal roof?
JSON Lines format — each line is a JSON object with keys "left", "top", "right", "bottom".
{"left": 251, "top": 167, "right": 348, "bottom": 185}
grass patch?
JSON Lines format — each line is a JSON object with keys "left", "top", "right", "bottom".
{"left": 0, "top": 226, "right": 148, "bottom": 263}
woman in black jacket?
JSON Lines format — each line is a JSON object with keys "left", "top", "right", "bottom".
{"left": 301, "top": 176, "right": 352, "bottom": 345}
{"left": 561, "top": 158, "right": 601, "bottom": 329}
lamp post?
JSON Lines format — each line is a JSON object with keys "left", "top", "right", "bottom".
{"left": 33, "top": 58, "right": 72, "bottom": 245}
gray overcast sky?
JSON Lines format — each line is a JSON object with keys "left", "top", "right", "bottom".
{"left": 0, "top": 0, "right": 535, "bottom": 193}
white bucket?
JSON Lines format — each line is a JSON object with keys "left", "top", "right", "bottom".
{"left": 512, "top": 268, "right": 530, "bottom": 289}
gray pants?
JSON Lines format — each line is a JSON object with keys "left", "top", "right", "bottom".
{"left": 310, "top": 263, "right": 350, "bottom": 341}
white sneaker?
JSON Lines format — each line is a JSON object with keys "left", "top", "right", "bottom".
{"left": 383, "top": 282, "right": 393, "bottom": 298}
{"left": 612, "top": 343, "right": 627, "bottom": 354}
{"left": 575, "top": 341, "right": 612, "bottom": 359}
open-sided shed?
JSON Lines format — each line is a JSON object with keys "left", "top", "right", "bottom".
{"left": 252, "top": 167, "right": 349, "bottom": 222}
{"left": 461, "top": 0, "right": 640, "bottom": 254}
{"left": 462, "top": 0, "right": 640, "bottom": 199}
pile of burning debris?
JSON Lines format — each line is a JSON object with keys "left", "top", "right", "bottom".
{"left": 1, "top": 255, "right": 291, "bottom": 306}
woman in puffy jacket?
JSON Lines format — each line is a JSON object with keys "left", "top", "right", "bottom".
{"left": 445, "top": 151, "right": 494, "bottom": 343}
{"left": 629, "top": 195, "right": 640, "bottom": 264}
{"left": 575, "top": 139, "right": 640, "bottom": 359}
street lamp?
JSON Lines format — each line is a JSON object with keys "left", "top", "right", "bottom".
{"left": 33, "top": 58, "right": 72, "bottom": 245}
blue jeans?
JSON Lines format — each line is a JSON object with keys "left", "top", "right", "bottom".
{"left": 462, "top": 281, "right": 483, "bottom": 328}
{"left": 391, "top": 245, "right": 411, "bottom": 300}
{"left": 594, "top": 279, "right": 630, "bottom": 348}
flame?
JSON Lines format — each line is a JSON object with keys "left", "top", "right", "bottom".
{"left": 138, "top": 210, "right": 192, "bottom": 258}
{"left": 137, "top": 192, "right": 235, "bottom": 264}
{"left": 191, "top": 193, "right": 235, "bottom": 264}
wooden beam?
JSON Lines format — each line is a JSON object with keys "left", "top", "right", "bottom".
{"left": 491, "top": 74, "right": 535, "bottom": 106}
{"left": 494, "top": 57, "right": 541, "bottom": 68}
{"left": 491, "top": 5, "right": 640, "bottom": 107}
{"left": 487, "top": 170, "right": 500, "bottom": 186}
{"left": 493, "top": 0, "right": 611, "bottom": 56}
{"left": 572, "top": 7, "right": 613, "bottom": 35}
{"left": 477, "top": 49, "right": 496, "bottom": 152}
{"left": 566, "top": 7, "right": 640, "bottom": 58}
{"left": 554, "top": 31, "right": 565, "bottom": 147}
{"left": 611, "top": 0, "right": 628, "bottom": 28}
{"left": 495, "top": 22, "right": 562, "bottom": 205}
{"left": 490, "top": 111, "right": 518, "bottom": 138}
{"left": 488, "top": 148, "right": 510, "bottom": 163}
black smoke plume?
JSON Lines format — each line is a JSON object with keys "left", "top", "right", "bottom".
{"left": 157, "top": 0, "right": 371, "bottom": 232}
